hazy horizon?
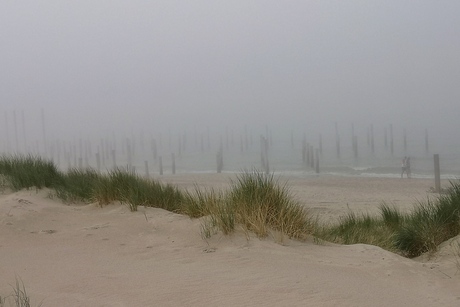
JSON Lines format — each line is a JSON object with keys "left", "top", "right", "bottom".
{"left": 1, "top": 1, "right": 459, "bottom": 166}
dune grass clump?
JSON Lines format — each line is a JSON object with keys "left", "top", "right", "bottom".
{"left": 182, "top": 187, "right": 236, "bottom": 237}
{"left": 182, "top": 186, "right": 220, "bottom": 218}
{"left": 54, "top": 168, "right": 100, "bottom": 203}
{"left": 192, "top": 171, "right": 313, "bottom": 240}
{"left": 380, "top": 203, "right": 406, "bottom": 231}
{"left": 0, "top": 155, "right": 62, "bottom": 191}
{"left": 316, "top": 181, "right": 460, "bottom": 258}
{"left": 395, "top": 182, "right": 460, "bottom": 257}
{"left": 92, "top": 168, "right": 183, "bottom": 212}
{"left": 228, "top": 171, "right": 313, "bottom": 239}
{"left": 0, "top": 277, "right": 42, "bottom": 307}
{"left": 316, "top": 209, "right": 398, "bottom": 252}
{"left": 2, "top": 154, "right": 460, "bottom": 258}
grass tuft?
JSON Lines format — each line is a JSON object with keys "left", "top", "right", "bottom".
{"left": 0, "top": 277, "right": 42, "bottom": 307}
{"left": 54, "top": 168, "right": 99, "bottom": 203}
{"left": 92, "top": 168, "right": 184, "bottom": 212}
{"left": 1, "top": 155, "right": 460, "bottom": 258}
{"left": 0, "top": 155, "right": 62, "bottom": 191}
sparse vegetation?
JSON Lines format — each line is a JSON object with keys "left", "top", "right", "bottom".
{"left": 91, "top": 168, "right": 183, "bottom": 212}
{"left": 0, "top": 154, "right": 460, "bottom": 258}
{"left": 54, "top": 168, "right": 99, "bottom": 203}
{"left": 315, "top": 181, "right": 460, "bottom": 258}
{"left": 0, "top": 277, "right": 42, "bottom": 307}
{"left": 182, "top": 171, "right": 313, "bottom": 240}
{"left": 0, "top": 155, "right": 62, "bottom": 191}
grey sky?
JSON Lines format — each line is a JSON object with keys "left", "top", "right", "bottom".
{"left": 1, "top": 1, "right": 459, "bottom": 141}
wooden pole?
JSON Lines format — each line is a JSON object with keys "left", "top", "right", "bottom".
{"left": 21, "top": 110, "right": 27, "bottom": 152}
{"left": 390, "top": 124, "right": 394, "bottom": 155}
{"left": 302, "top": 139, "right": 307, "bottom": 164}
{"left": 5, "top": 111, "right": 10, "bottom": 153}
{"left": 309, "top": 144, "right": 314, "bottom": 168}
{"left": 159, "top": 156, "right": 163, "bottom": 175}
{"left": 111, "top": 149, "right": 116, "bottom": 170}
{"left": 144, "top": 160, "right": 149, "bottom": 179}
{"left": 370, "top": 124, "right": 374, "bottom": 154}
{"left": 13, "top": 110, "right": 19, "bottom": 153}
{"left": 353, "top": 136, "right": 358, "bottom": 159}
{"left": 171, "top": 153, "right": 176, "bottom": 174}
{"left": 335, "top": 122, "right": 340, "bottom": 159}
{"left": 434, "top": 154, "right": 441, "bottom": 193}
{"left": 315, "top": 148, "right": 320, "bottom": 174}
{"left": 96, "top": 152, "right": 101, "bottom": 172}
{"left": 425, "top": 129, "right": 429, "bottom": 154}
{"left": 403, "top": 128, "right": 407, "bottom": 153}
{"left": 217, "top": 151, "right": 223, "bottom": 173}
{"left": 319, "top": 134, "right": 323, "bottom": 156}
{"left": 384, "top": 127, "right": 388, "bottom": 150}
{"left": 126, "top": 138, "right": 132, "bottom": 171}
{"left": 41, "top": 108, "right": 47, "bottom": 157}
{"left": 152, "top": 138, "right": 157, "bottom": 160}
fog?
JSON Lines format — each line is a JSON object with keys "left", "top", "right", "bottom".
{"left": 1, "top": 1, "right": 459, "bottom": 176}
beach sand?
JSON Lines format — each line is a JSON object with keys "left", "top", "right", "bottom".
{"left": 1, "top": 174, "right": 460, "bottom": 306}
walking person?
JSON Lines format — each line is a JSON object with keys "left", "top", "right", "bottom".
{"left": 401, "top": 156, "right": 407, "bottom": 178}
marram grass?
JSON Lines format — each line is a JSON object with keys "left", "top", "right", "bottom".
{"left": 316, "top": 181, "right": 460, "bottom": 258}
{"left": 0, "top": 277, "right": 42, "bottom": 307}
{"left": 0, "top": 155, "right": 62, "bottom": 191}
{"left": 1, "top": 155, "right": 460, "bottom": 258}
{"left": 91, "top": 168, "right": 183, "bottom": 212}
{"left": 193, "top": 171, "right": 314, "bottom": 240}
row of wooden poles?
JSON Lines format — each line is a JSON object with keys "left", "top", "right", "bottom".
{"left": 3, "top": 108, "right": 433, "bottom": 159}
{"left": 0, "top": 109, "right": 441, "bottom": 183}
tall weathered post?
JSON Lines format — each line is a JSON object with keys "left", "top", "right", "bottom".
{"left": 403, "top": 129, "right": 407, "bottom": 153}
{"left": 390, "top": 124, "right": 394, "bottom": 155}
{"left": 171, "top": 153, "right": 176, "bottom": 174}
{"left": 159, "top": 156, "right": 163, "bottom": 175}
{"left": 370, "top": 124, "right": 374, "bottom": 154}
{"left": 4, "top": 111, "right": 11, "bottom": 153}
{"left": 434, "top": 154, "right": 441, "bottom": 193}
{"left": 21, "top": 110, "right": 27, "bottom": 152}
{"left": 353, "top": 136, "right": 358, "bottom": 159}
{"left": 216, "top": 150, "right": 223, "bottom": 173}
{"left": 152, "top": 138, "right": 157, "bottom": 160}
{"left": 41, "top": 108, "right": 47, "bottom": 157}
{"left": 384, "top": 127, "right": 388, "bottom": 150}
{"left": 111, "top": 149, "right": 116, "bottom": 170}
{"left": 144, "top": 160, "right": 149, "bottom": 179}
{"left": 309, "top": 144, "right": 314, "bottom": 168}
{"left": 319, "top": 134, "right": 323, "bottom": 156}
{"left": 425, "top": 129, "right": 429, "bottom": 154}
{"left": 335, "top": 122, "right": 340, "bottom": 159}
{"left": 315, "top": 148, "right": 320, "bottom": 174}
{"left": 302, "top": 136, "right": 307, "bottom": 164}
{"left": 13, "top": 110, "right": 19, "bottom": 152}
{"left": 260, "top": 135, "right": 269, "bottom": 174}
{"left": 351, "top": 123, "right": 355, "bottom": 157}
{"left": 96, "top": 152, "right": 101, "bottom": 172}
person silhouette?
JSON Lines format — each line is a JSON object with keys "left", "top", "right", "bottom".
{"left": 401, "top": 157, "right": 407, "bottom": 178}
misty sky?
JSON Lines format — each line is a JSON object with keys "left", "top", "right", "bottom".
{"left": 1, "top": 1, "right": 459, "bottom": 141}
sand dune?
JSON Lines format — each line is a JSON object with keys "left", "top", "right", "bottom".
{"left": 1, "top": 175, "right": 459, "bottom": 306}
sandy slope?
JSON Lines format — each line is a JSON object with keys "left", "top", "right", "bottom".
{"left": 1, "top": 175, "right": 459, "bottom": 306}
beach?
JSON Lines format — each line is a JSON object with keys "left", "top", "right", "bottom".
{"left": 1, "top": 174, "right": 459, "bottom": 306}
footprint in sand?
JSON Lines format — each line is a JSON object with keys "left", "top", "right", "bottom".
{"left": 84, "top": 223, "right": 110, "bottom": 230}
{"left": 39, "top": 229, "right": 57, "bottom": 234}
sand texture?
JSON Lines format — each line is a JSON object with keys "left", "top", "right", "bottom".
{"left": 1, "top": 174, "right": 460, "bottom": 306}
